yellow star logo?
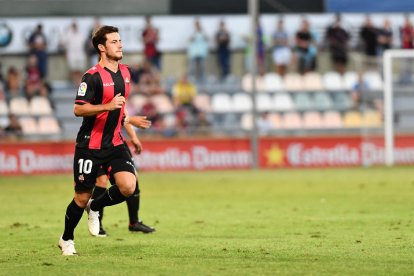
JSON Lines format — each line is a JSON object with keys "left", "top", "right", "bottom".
{"left": 264, "top": 144, "right": 284, "bottom": 166}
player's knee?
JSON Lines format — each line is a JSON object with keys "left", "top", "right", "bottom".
{"left": 124, "top": 182, "right": 136, "bottom": 197}
{"left": 96, "top": 174, "right": 108, "bottom": 188}
{"left": 74, "top": 192, "right": 91, "bottom": 208}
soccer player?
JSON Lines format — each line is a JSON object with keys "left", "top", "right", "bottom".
{"left": 59, "top": 26, "right": 137, "bottom": 255}
{"left": 92, "top": 115, "right": 155, "bottom": 237}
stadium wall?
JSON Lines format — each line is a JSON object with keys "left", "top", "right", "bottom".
{"left": 2, "top": 136, "right": 414, "bottom": 175}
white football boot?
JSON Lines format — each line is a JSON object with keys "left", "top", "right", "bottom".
{"left": 58, "top": 236, "right": 77, "bottom": 256}
{"left": 85, "top": 199, "right": 100, "bottom": 236}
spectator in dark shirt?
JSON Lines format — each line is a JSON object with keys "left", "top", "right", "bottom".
{"left": 293, "top": 18, "right": 317, "bottom": 74}
{"left": 27, "top": 24, "right": 48, "bottom": 79}
{"left": 4, "top": 113, "right": 22, "bottom": 138}
{"left": 359, "top": 15, "right": 379, "bottom": 68}
{"left": 377, "top": 18, "right": 393, "bottom": 56}
{"left": 215, "top": 20, "right": 231, "bottom": 79}
{"left": 325, "top": 14, "right": 350, "bottom": 74}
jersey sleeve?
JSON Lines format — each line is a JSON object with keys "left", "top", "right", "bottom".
{"left": 75, "top": 73, "right": 97, "bottom": 105}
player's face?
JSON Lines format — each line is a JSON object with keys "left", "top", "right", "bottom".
{"left": 104, "top": 32, "right": 123, "bottom": 61}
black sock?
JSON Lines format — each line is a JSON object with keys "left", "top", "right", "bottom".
{"left": 126, "top": 180, "right": 140, "bottom": 225}
{"left": 92, "top": 186, "right": 106, "bottom": 225}
{"left": 62, "top": 199, "right": 84, "bottom": 241}
{"left": 90, "top": 185, "right": 126, "bottom": 211}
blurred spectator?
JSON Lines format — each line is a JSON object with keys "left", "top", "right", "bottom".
{"left": 24, "top": 55, "right": 50, "bottom": 99}
{"left": 243, "top": 17, "right": 267, "bottom": 75}
{"left": 60, "top": 22, "right": 87, "bottom": 86}
{"left": 293, "top": 18, "right": 317, "bottom": 74}
{"left": 377, "top": 18, "right": 393, "bottom": 56}
{"left": 142, "top": 16, "right": 161, "bottom": 69}
{"left": 172, "top": 74, "right": 199, "bottom": 134}
{"left": 399, "top": 15, "right": 414, "bottom": 83}
{"left": 271, "top": 18, "right": 291, "bottom": 76}
{"left": 188, "top": 19, "right": 209, "bottom": 84}
{"left": 400, "top": 15, "right": 414, "bottom": 49}
{"left": 172, "top": 74, "right": 198, "bottom": 109}
{"left": 27, "top": 24, "right": 48, "bottom": 79}
{"left": 256, "top": 18, "right": 266, "bottom": 74}
{"left": 140, "top": 97, "right": 163, "bottom": 130}
{"left": 215, "top": 20, "right": 231, "bottom": 79}
{"left": 85, "top": 17, "right": 102, "bottom": 67}
{"left": 325, "top": 14, "right": 350, "bottom": 75}
{"left": 4, "top": 113, "right": 22, "bottom": 138}
{"left": 359, "top": 15, "right": 379, "bottom": 68}
{"left": 5, "top": 66, "right": 22, "bottom": 98}
{"left": 350, "top": 72, "right": 369, "bottom": 108}
{"left": 257, "top": 112, "right": 273, "bottom": 135}
{"left": 135, "top": 60, "right": 165, "bottom": 96}
{"left": 193, "top": 111, "right": 211, "bottom": 135}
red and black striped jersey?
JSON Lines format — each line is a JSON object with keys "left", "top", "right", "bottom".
{"left": 74, "top": 63, "right": 131, "bottom": 150}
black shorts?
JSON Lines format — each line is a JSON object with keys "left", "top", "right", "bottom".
{"left": 73, "top": 145, "right": 136, "bottom": 191}
{"left": 95, "top": 144, "right": 136, "bottom": 186}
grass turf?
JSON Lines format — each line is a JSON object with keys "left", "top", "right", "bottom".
{"left": 0, "top": 167, "right": 413, "bottom": 275}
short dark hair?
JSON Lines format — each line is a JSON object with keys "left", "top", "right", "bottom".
{"left": 92, "top": 25, "right": 119, "bottom": 56}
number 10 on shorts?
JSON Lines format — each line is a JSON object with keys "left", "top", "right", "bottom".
{"left": 78, "top": 159, "right": 93, "bottom": 174}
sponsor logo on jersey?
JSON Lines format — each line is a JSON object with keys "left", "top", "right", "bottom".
{"left": 125, "top": 77, "right": 130, "bottom": 84}
{"left": 77, "top": 82, "right": 87, "bottom": 96}
{"left": 103, "top": 82, "right": 114, "bottom": 87}
{"left": 78, "top": 174, "right": 84, "bottom": 182}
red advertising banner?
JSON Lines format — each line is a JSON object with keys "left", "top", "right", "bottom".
{"left": 1, "top": 136, "right": 414, "bottom": 175}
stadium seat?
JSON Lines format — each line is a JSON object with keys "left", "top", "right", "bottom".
{"left": 303, "top": 72, "right": 323, "bottom": 91}
{"left": 242, "top": 74, "right": 265, "bottom": 92}
{"left": 363, "top": 71, "right": 383, "bottom": 91}
{"left": 332, "top": 92, "right": 353, "bottom": 110}
{"left": 303, "top": 111, "right": 323, "bottom": 129}
{"left": 256, "top": 93, "right": 272, "bottom": 112}
{"left": 9, "top": 97, "right": 30, "bottom": 116}
{"left": 263, "top": 73, "right": 284, "bottom": 92}
{"left": 313, "top": 92, "right": 333, "bottom": 111}
{"left": 283, "top": 73, "right": 304, "bottom": 91}
{"left": 293, "top": 93, "right": 314, "bottom": 111}
{"left": 211, "top": 93, "right": 232, "bottom": 113}
{"left": 150, "top": 94, "right": 174, "bottom": 113}
{"left": 272, "top": 93, "right": 294, "bottom": 111}
{"left": 322, "top": 111, "right": 343, "bottom": 128}
{"left": 323, "top": 71, "right": 345, "bottom": 91}
{"left": 0, "top": 100, "right": 9, "bottom": 116}
{"left": 343, "top": 111, "right": 363, "bottom": 128}
{"left": 38, "top": 116, "right": 61, "bottom": 135}
{"left": 193, "top": 94, "right": 211, "bottom": 112}
{"left": 281, "top": 112, "right": 303, "bottom": 129}
{"left": 0, "top": 116, "right": 8, "bottom": 128}
{"left": 362, "top": 110, "right": 382, "bottom": 127}
{"left": 343, "top": 71, "right": 358, "bottom": 90}
{"left": 29, "top": 96, "right": 53, "bottom": 115}
{"left": 240, "top": 113, "right": 253, "bottom": 130}
{"left": 267, "top": 113, "right": 282, "bottom": 128}
{"left": 232, "top": 93, "right": 252, "bottom": 112}
{"left": 18, "top": 117, "right": 38, "bottom": 135}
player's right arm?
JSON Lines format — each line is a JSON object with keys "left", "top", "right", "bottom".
{"left": 73, "top": 73, "right": 125, "bottom": 117}
{"left": 74, "top": 93, "right": 125, "bottom": 117}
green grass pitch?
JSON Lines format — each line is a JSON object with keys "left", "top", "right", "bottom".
{"left": 0, "top": 167, "right": 413, "bottom": 275}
